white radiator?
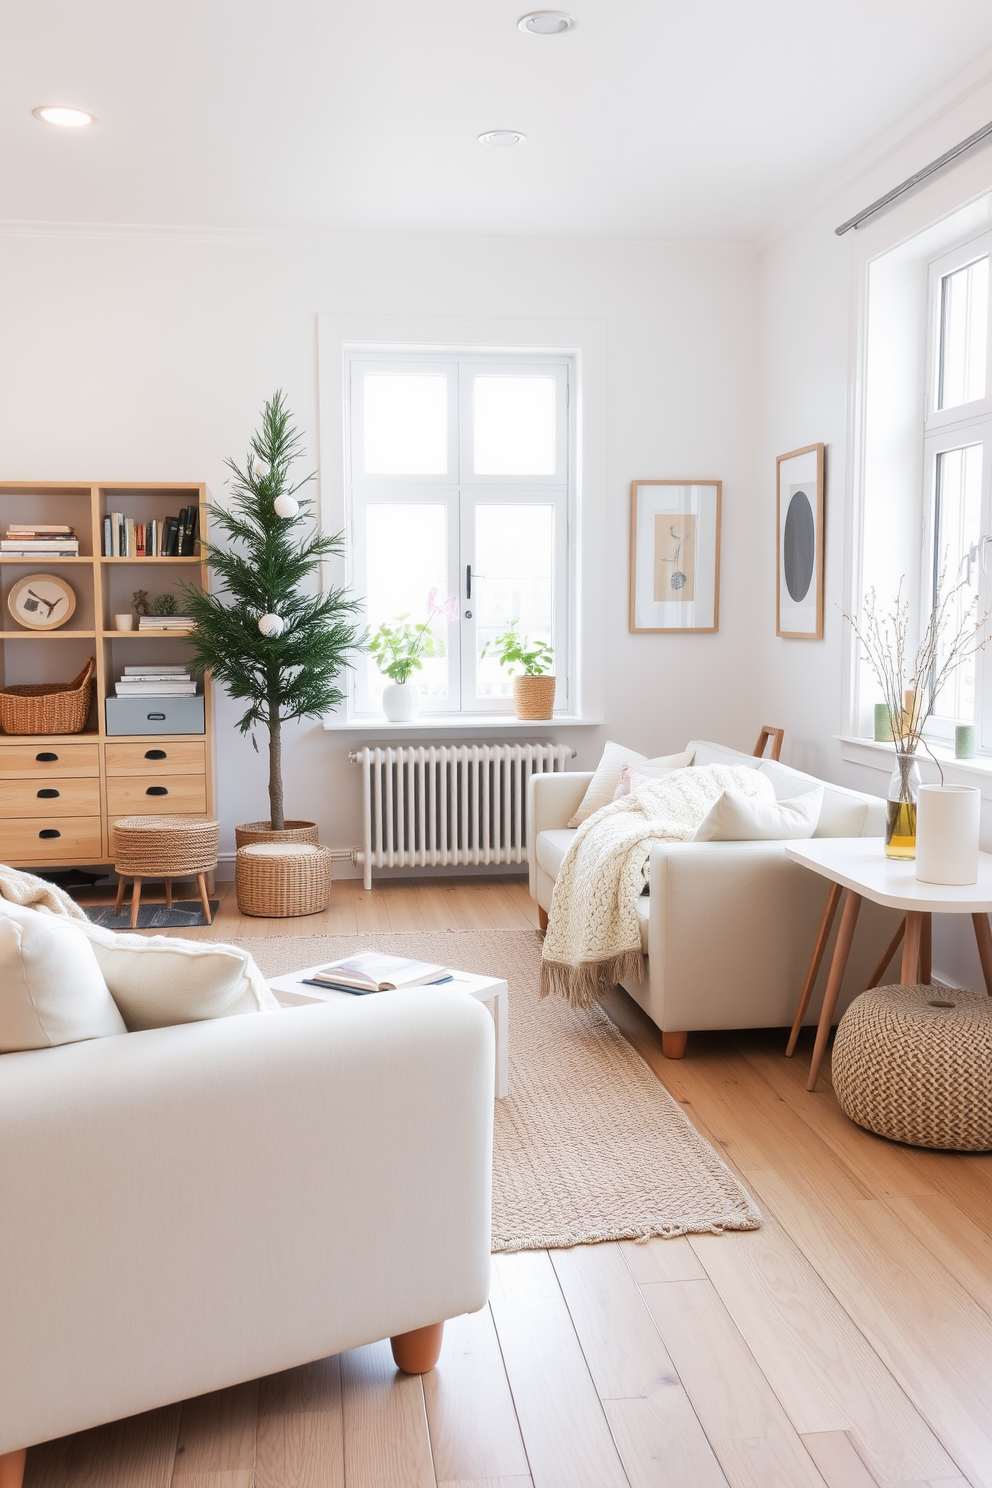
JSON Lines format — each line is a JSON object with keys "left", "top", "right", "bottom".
{"left": 350, "top": 741, "right": 574, "bottom": 890}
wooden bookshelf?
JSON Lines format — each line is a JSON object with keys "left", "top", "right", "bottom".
{"left": 0, "top": 482, "right": 214, "bottom": 870}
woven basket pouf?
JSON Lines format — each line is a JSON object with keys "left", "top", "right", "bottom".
{"left": 832, "top": 983, "right": 992, "bottom": 1151}
{"left": 111, "top": 815, "right": 220, "bottom": 928}
{"left": 236, "top": 842, "right": 332, "bottom": 917}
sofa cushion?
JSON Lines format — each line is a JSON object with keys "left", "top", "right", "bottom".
{"left": 80, "top": 922, "right": 281, "bottom": 1032}
{"left": 0, "top": 900, "right": 127, "bottom": 1053}
{"left": 692, "top": 787, "right": 823, "bottom": 842}
{"left": 758, "top": 760, "right": 877, "bottom": 837}
{"left": 568, "top": 742, "right": 695, "bottom": 826}
{"left": 536, "top": 828, "right": 578, "bottom": 879}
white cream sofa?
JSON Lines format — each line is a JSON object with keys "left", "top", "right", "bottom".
{"left": 0, "top": 990, "right": 493, "bottom": 1480}
{"left": 529, "top": 739, "right": 900, "bottom": 1056}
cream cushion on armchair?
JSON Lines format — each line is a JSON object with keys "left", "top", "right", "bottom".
{"left": 0, "top": 900, "right": 126, "bottom": 1052}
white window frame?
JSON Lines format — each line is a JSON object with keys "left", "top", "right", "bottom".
{"left": 344, "top": 347, "right": 575, "bottom": 721}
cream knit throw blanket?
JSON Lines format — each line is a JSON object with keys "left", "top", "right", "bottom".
{"left": 0, "top": 861, "right": 88, "bottom": 919}
{"left": 541, "top": 764, "right": 774, "bottom": 1008}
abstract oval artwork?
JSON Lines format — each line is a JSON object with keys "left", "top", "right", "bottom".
{"left": 783, "top": 490, "right": 815, "bottom": 602}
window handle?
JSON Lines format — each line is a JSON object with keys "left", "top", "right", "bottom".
{"left": 981, "top": 535, "right": 992, "bottom": 574}
{"left": 466, "top": 564, "right": 472, "bottom": 599}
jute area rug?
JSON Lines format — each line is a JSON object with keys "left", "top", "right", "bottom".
{"left": 237, "top": 927, "right": 762, "bottom": 1251}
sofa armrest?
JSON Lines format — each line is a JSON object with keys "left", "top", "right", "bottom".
{"left": 0, "top": 992, "right": 494, "bottom": 1456}
{"left": 527, "top": 772, "right": 592, "bottom": 899}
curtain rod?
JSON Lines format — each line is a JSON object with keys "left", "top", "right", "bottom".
{"left": 835, "top": 119, "right": 992, "bottom": 235}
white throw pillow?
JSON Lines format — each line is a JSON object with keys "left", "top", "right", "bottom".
{"left": 692, "top": 787, "right": 823, "bottom": 842}
{"left": 80, "top": 923, "right": 281, "bottom": 1031}
{"left": 612, "top": 759, "right": 692, "bottom": 801}
{"left": 0, "top": 900, "right": 127, "bottom": 1053}
{"left": 569, "top": 743, "right": 695, "bottom": 826}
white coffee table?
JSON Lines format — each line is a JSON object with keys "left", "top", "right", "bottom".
{"left": 785, "top": 837, "right": 992, "bottom": 1091}
{"left": 267, "top": 962, "right": 509, "bottom": 1099}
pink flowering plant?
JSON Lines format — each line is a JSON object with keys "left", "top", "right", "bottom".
{"left": 370, "top": 589, "right": 458, "bottom": 685}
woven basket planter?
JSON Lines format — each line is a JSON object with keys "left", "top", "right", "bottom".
{"left": 0, "top": 657, "right": 95, "bottom": 736}
{"left": 513, "top": 674, "right": 556, "bottom": 720}
{"left": 112, "top": 815, "right": 220, "bottom": 876}
{"left": 832, "top": 983, "right": 992, "bottom": 1151}
{"left": 235, "top": 819, "right": 319, "bottom": 849}
{"left": 236, "top": 842, "right": 332, "bottom": 917}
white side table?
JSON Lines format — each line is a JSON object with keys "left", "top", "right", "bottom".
{"left": 267, "top": 963, "right": 509, "bottom": 1099}
{"left": 784, "top": 837, "right": 992, "bottom": 1091}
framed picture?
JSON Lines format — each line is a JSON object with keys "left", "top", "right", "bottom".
{"left": 776, "top": 443, "right": 824, "bottom": 639}
{"left": 629, "top": 480, "right": 721, "bottom": 633}
{"left": 7, "top": 572, "right": 76, "bottom": 630}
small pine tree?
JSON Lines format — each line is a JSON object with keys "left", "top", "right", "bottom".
{"left": 182, "top": 392, "right": 363, "bottom": 830}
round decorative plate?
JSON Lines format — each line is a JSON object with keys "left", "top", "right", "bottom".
{"left": 7, "top": 573, "right": 77, "bottom": 630}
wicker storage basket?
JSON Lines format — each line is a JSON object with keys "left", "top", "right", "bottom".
{"left": 235, "top": 819, "right": 319, "bottom": 848}
{"left": 512, "top": 674, "right": 556, "bottom": 720}
{"left": 0, "top": 657, "right": 95, "bottom": 736}
{"left": 832, "top": 983, "right": 992, "bottom": 1151}
{"left": 112, "top": 815, "right": 220, "bottom": 876}
{"left": 236, "top": 842, "right": 331, "bottom": 917}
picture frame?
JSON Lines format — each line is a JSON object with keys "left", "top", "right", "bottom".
{"left": 776, "top": 443, "right": 824, "bottom": 639}
{"left": 7, "top": 572, "right": 76, "bottom": 631}
{"left": 629, "top": 480, "right": 721, "bottom": 633}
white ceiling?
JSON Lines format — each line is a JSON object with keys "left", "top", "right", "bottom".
{"left": 4, "top": 0, "right": 992, "bottom": 240}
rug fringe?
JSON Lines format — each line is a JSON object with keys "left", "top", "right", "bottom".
{"left": 540, "top": 948, "right": 645, "bottom": 1008}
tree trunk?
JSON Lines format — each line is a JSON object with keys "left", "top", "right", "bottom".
{"left": 268, "top": 703, "right": 284, "bottom": 831}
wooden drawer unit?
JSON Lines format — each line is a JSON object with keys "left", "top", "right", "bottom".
{"left": 106, "top": 773, "right": 207, "bottom": 816}
{"left": 0, "top": 777, "right": 101, "bottom": 818}
{"left": 106, "top": 741, "right": 206, "bottom": 776}
{"left": 0, "top": 743, "right": 100, "bottom": 778}
{"left": 0, "top": 816, "right": 103, "bottom": 862}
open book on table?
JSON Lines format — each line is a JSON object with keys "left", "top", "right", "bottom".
{"left": 304, "top": 952, "right": 451, "bottom": 995}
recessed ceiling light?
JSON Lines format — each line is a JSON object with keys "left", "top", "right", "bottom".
{"left": 32, "top": 105, "right": 96, "bottom": 128}
{"left": 519, "top": 11, "right": 575, "bottom": 34}
{"left": 478, "top": 130, "right": 527, "bottom": 147}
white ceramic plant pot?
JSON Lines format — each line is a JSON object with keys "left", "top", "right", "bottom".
{"left": 916, "top": 784, "right": 981, "bottom": 885}
{"left": 382, "top": 681, "right": 419, "bottom": 722}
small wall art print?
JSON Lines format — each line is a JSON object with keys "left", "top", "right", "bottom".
{"left": 776, "top": 443, "right": 824, "bottom": 639}
{"left": 629, "top": 480, "right": 721, "bottom": 633}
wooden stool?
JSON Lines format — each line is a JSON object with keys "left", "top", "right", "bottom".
{"left": 236, "top": 842, "right": 332, "bottom": 917}
{"left": 112, "top": 815, "right": 220, "bottom": 928}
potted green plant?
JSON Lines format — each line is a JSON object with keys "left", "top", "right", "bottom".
{"left": 484, "top": 622, "right": 556, "bottom": 719}
{"left": 182, "top": 391, "right": 363, "bottom": 846}
{"left": 370, "top": 590, "right": 456, "bottom": 721}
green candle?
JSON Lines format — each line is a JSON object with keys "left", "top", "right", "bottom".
{"left": 955, "top": 724, "right": 977, "bottom": 759}
{"left": 874, "top": 703, "right": 893, "bottom": 742}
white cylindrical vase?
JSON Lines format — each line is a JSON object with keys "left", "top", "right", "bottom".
{"left": 382, "top": 681, "right": 419, "bottom": 723}
{"left": 915, "top": 784, "right": 981, "bottom": 885}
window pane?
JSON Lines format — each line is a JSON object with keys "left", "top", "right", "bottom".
{"left": 474, "top": 376, "right": 556, "bottom": 475}
{"left": 938, "top": 257, "right": 989, "bottom": 410}
{"left": 365, "top": 504, "right": 452, "bottom": 702}
{"left": 474, "top": 504, "right": 554, "bottom": 700}
{"left": 932, "top": 444, "right": 982, "bottom": 722}
{"left": 363, "top": 375, "right": 448, "bottom": 474}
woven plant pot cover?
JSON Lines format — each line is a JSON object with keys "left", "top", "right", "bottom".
{"left": 112, "top": 816, "right": 220, "bottom": 876}
{"left": 236, "top": 842, "right": 331, "bottom": 917}
{"left": 512, "top": 675, "right": 556, "bottom": 720}
{"left": 832, "top": 983, "right": 992, "bottom": 1151}
{"left": 235, "top": 820, "right": 319, "bottom": 848}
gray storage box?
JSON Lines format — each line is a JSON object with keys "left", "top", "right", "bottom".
{"left": 105, "top": 696, "right": 205, "bottom": 736}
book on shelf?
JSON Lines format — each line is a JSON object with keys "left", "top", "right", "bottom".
{"left": 137, "top": 617, "right": 192, "bottom": 630}
{"left": 102, "top": 505, "right": 200, "bottom": 557}
{"left": 7, "top": 524, "right": 74, "bottom": 534}
{"left": 1, "top": 542, "right": 79, "bottom": 555}
{"left": 123, "top": 665, "right": 189, "bottom": 675}
{"left": 303, "top": 953, "right": 450, "bottom": 994}
{"left": 3, "top": 526, "right": 79, "bottom": 554}
{"left": 115, "top": 681, "right": 197, "bottom": 696}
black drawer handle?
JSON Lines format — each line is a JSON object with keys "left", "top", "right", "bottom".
{"left": 36, "top": 752, "right": 58, "bottom": 762}
{"left": 145, "top": 749, "right": 167, "bottom": 760}
{"left": 37, "top": 788, "right": 60, "bottom": 799}
{"left": 146, "top": 786, "right": 169, "bottom": 796}
{"left": 38, "top": 829, "right": 61, "bottom": 840}
{"left": 147, "top": 713, "right": 166, "bottom": 721}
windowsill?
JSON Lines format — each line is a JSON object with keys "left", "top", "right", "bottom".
{"left": 838, "top": 734, "right": 992, "bottom": 799}
{"left": 324, "top": 712, "right": 603, "bottom": 733}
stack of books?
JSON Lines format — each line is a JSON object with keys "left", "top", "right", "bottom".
{"left": 2, "top": 524, "right": 79, "bottom": 556}
{"left": 115, "top": 666, "right": 197, "bottom": 698}
{"left": 138, "top": 614, "right": 193, "bottom": 631}
{"left": 103, "top": 506, "right": 198, "bottom": 557}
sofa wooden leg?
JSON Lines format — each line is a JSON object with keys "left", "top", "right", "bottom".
{"left": 662, "top": 1031, "right": 688, "bottom": 1060}
{"left": 538, "top": 907, "right": 548, "bottom": 933}
{"left": 390, "top": 1321, "right": 444, "bottom": 1374}
{"left": 0, "top": 1448, "right": 26, "bottom": 1488}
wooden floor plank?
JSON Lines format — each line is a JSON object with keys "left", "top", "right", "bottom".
{"left": 885, "top": 1191, "right": 992, "bottom": 1321}
{"left": 173, "top": 1384, "right": 258, "bottom": 1477}
{"left": 438, "top": 1478, "right": 534, "bottom": 1488}
{"left": 422, "top": 1307, "right": 531, "bottom": 1485}
{"left": 340, "top": 1340, "right": 436, "bottom": 1488}
{"left": 24, "top": 1405, "right": 181, "bottom": 1488}
{"left": 619, "top": 1235, "right": 706, "bottom": 1284}
{"left": 255, "top": 1410, "right": 344, "bottom": 1488}
{"left": 799, "top": 1432, "right": 877, "bottom": 1488}
{"left": 489, "top": 1252, "right": 629, "bottom": 1488}
{"left": 257, "top": 1356, "right": 341, "bottom": 1417}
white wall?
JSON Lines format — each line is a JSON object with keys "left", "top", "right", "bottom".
{"left": 0, "top": 226, "right": 760, "bottom": 873}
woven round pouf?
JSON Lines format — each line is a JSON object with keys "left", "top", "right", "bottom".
{"left": 236, "top": 842, "right": 332, "bottom": 917}
{"left": 111, "top": 815, "right": 220, "bottom": 928}
{"left": 832, "top": 984, "right": 992, "bottom": 1151}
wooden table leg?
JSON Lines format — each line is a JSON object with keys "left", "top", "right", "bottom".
{"left": 165, "top": 876, "right": 173, "bottom": 908}
{"left": 866, "top": 916, "right": 905, "bottom": 989}
{"left": 901, "top": 912, "right": 925, "bottom": 984}
{"left": 130, "top": 876, "right": 142, "bottom": 929}
{"left": 786, "top": 881, "right": 842, "bottom": 1056}
{"left": 197, "top": 873, "right": 212, "bottom": 925}
{"left": 973, "top": 912, "right": 992, "bottom": 995}
{"left": 920, "top": 913, "right": 932, "bottom": 985}
{"left": 807, "top": 890, "right": 862, "bottom": 1092}
{"left": 114, "top": 875, "right": 126, "bottom": 916}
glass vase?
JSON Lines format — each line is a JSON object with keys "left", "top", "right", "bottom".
{"left": 885, "top": 753, "right": 921, "bottom": 859}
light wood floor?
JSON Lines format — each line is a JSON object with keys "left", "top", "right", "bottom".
{"left": 29, "top": 876, "right": 992, "bottom": 1488}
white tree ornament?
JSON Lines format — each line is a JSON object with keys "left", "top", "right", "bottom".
{"left": 273, "top": 493, "right": 299, "bottom": 519}
{"left": 258, "top": 613, "right": 285, "bottom": 638}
